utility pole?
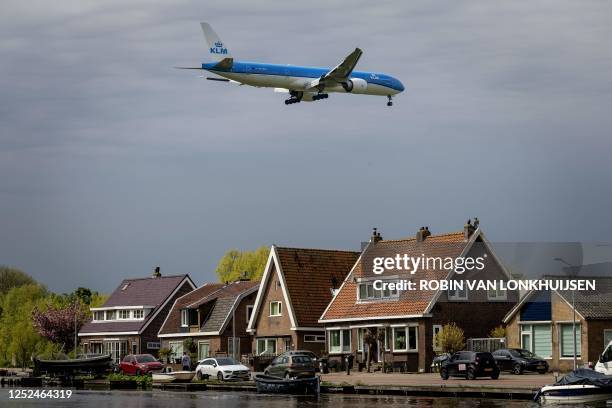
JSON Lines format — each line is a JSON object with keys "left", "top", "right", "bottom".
{"left": 554, "top": 257, "right": 578, "bottom": 370}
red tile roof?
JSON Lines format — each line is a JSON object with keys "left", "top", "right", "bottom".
{"left": 320, "top": 232, "right": 469, "bottom": 321}
{"left": 275, "top": 247, "right": 360, "bottom": 327}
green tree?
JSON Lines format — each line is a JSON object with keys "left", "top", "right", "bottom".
{"left": 489, "top": 325, "right": 506, "bottom": 338}
{"left": 437, "top": 323, "right": 466, "bottom": 354}
{"left": 215, "top": 246, "right": 269, "bottom": 283}
{"left": 0, "top": 266, "right": 35, "bottom": 296}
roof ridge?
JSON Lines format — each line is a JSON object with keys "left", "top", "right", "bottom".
{"left": 120, "top": 274, "right": 188, "bottom": 282}
{"left": 376, "top": 231, "right": 465, "bottom": 243}
{"left": 275, "top": 246, "right": 360, "bottom": 254}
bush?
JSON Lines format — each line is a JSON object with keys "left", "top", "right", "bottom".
{"left": 437, "top": 323, "right": 465, "bottom": 354}
{"left": 489, "top": 325, "right": 506, "bottom": 338}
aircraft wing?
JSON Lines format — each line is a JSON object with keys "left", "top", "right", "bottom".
{"left": 305, "top": 48, "right": 362, "bottom": 90}
{"left": 324, "top": 48, "right": 362, "bottom": 80}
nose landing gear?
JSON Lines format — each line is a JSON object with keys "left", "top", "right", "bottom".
{"left": 387, "top": 95, "right": 393, "bottom": 107}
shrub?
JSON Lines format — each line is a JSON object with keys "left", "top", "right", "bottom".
{"left": 437, "top": 323, "right": 465, "bottom": 354}
{"left": 489, "top": 325, "right": 506, "bottom": 338}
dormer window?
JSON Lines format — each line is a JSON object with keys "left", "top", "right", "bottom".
{"left": 118, "top": 310, "right": 131, "bottom": 319}
{"left": 133, "top": 309, "right": 144, "bottom": 319}
{"left": 93, "top": 311, "right": 105, "bottom": 321}
{"left": 357, "top": 281, "right": 399, "bottom": 301}
{"left": 121, "top": 283, "right": 130, "bottom": 291}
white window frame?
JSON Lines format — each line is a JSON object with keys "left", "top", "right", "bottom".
{"left": 559, "top": 323, "right": 582, "bottom": 359}
{"left": 520, "top": 323, "right": 552, "bottom": 359}
{"left": 246, "top": 305, "right": 254, "bottom": 322}
{"left": 304, "top": 334, "right": 325, "bottom": 343}
{"left": 228, "top": 337, "right": 240, "bottom": 358}
{"left": 133, "top": 309, "right": 144, "bottom": 319}
{"left": 392, "top": 325, "right": 418, "bottom": 352}
{"left": 93, "top": 311, "right": 105, "bottom": 321}
{"left": 447, "top": 287, "right": 468, "bottom": 301}
{"left": 118, "top": 309, "right": 131, "bottom": 319}
{"left": 357, "top": 328, "right": 364, "bottom": 352}
{"left": 269, "top": 301, "right": 282, "bottom": 317}
{"left": 256, "top": 338, "right": 277, "bottom": 355}
{"left": 180, "top": 309, "right": 188, "bottom": 327}
{"left": 357, "top": 281, "right": 399, "bottom": 302}
{"left": 168, "top": 341, "right": 183, "bottom": 362}
{"left": 328, "top": 329, "right": 351, "bottom": 354}
{"left": 487, "top": 288, "right": 507, "bottom": 301}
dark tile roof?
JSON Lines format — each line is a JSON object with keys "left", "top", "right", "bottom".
{"left": 159, "top": 280, "right": 259, "bottom": 335}
{"left": 103, "top": 274, "right": 190, "bottom": 307}
{"left": 321, "top": 232, "right": 469, "bottom": 321}
{"left": 275, "top": 247, "right": 360, "bottom": 327}
{"left": 556, "top": 276, "right": 612, "bottom": 319}
{"left": 80, "top": 274, "right": 192, "bottom": 335}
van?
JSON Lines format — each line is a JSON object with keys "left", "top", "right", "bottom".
{"left": 595, "top": 340, "right": 612, "bottom": 375}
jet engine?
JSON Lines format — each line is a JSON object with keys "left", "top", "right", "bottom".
{"left": 341, "top": 78, "right": 368, "bottom": 94}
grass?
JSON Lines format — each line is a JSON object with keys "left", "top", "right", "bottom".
{"left": 108, "top": 373, "right": 152, "bottom": 387}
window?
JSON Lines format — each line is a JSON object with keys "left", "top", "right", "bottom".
{"left": 601, "top": 342, "right": 612, "bottom": 364}
{"left": 357, "top": 328, "right": 365, "bottom": 352}
{"left": 520, "top": 324, "right": 552, "bottom": 358}
{"left": 487, "top": 288, "right": 507, "bottom": 301}
{"left": 246, "top": 305, "right": 254, "bottom": 322}
{"left": 329, "top": 329, "right": 351, "bottom": 353}
{"left": 256, "top": 338, "right": 277, "bottom": 355}
{"left": 560, "top": 323, "right": 581, "bottom": 358}
{"left": 357, "top": 282, "right": 399, "bottom": 301}
{"left": 93, "top": 311, "right": 105, "bottom": 321}
{"left": 133, "top": 309, "right": 144, "bottom": 319}
{"left": 118, "top": 310, "right": 130, "bottom": 319}
{"left": 392, "top": 326, "right": 418, "bottom": 352}
{"left": 433, "top": 325, "right": 442, "bottom": 351}
{"left": 604, "top": 330, "right": 612, "bottom": 348}
{"left": 228, "top": 337, "right": 240, "bottom": 358}
{"left": 270, "top": 301, "right": 282, "bottom": 316}
{"left": 181, "top": 309, "right": 188, "bottom": 327}
{"left": 304, "top": 335, "right": 325, "bottom": 343}
{"left": 448, "top": 287, "right": 468, "bottom": 300}
{"left": 169, "top": 341, "right": 184, "bottom": 363}
{"left": 105, "top": 310, "right": 115, "bottom": 320}
{"left": 198, "top": 341, "right": 210, "bottom": 361}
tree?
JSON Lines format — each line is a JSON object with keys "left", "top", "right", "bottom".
{"left": 364, "top": 329, "right": 378, "bottom": 373}
{"left": 437, "top": 323, "right": 466, "bottom": 354}
{"left": 489, "top": 325, "right": 506, "bottom": 338}
{"left": 0, "top": 266, "right": 35, "bottom": 296}
{"left": 32, "top": 301, "right": 87, "bottom": 352}
{"left": 215, "top": 246, "right": 269, "bottom": 283}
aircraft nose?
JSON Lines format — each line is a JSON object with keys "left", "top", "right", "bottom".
{"left": 396, "top": 79, "right": 405, "bottom": 92}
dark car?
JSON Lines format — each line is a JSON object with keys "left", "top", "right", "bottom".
{"left": 119, "top": 354, "right": 164, "bottom": 375}
{"left": 440, "top": 351, "right": 500, "bottom": 380}
{"left": 263, "top": 353, "right": 316, "bottom": 379}
{"left": 280, "top": 350, "right": 320, "bottom": 371}
{"left": 492, "top": 348, "right": 549, "bottom": 374}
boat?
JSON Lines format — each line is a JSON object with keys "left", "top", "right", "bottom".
{"left": 535, "top": 368, "right": 612, "bottom": 404}
{"left": 152, "top": 370, "right": 195, "bottom": 383}
{"left": 254, "top": 374, "right": 320, "bottom": 395}
{"left": 33, "top": 353, "right": 112, "bottom": 376}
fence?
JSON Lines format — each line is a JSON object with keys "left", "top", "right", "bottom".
{"left": 467, "top": 337, "right": 506, "bottom": 353}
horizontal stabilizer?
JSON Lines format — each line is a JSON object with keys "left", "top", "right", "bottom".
{"left": 175, "top": 66, "right": 204, "bottom": 70}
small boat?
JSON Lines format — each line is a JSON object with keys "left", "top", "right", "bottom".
{"left": 535, "top": 368, "right": 612, "bottom": 404}
{"left": 33, "top": 353, "right": 112, "bottom": 376}
{"left": 152, "top": 370, "right": 195, "bottom": 383}
{"left": 254, "top": 374, "right": 320, "bottom": 395}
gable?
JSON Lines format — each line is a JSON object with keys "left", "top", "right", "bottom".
{"left": 251, "top": 263, "right": 293, "bottom": 335}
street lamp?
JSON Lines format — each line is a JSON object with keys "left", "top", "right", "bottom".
{"left": 553, "top": 257, "right": 578, "bottom": 370}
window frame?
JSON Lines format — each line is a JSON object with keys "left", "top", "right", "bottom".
{"left": 487, "top": 288, "right": 507, "bottom": 301}
{"left": 392, "top": 325, "right": 418, "bottom": 353}
{"left": 447, "top": 287, "right": 468, "bottom": 301}
{"left": 180, "top": 309, "right": 188, "bottom": 327}
{"left": 356, "top": 281, "right": 399, "bottom": 302}
{"left": 328, "top": 329, "right": 351, "bottom": 354}
{"left": 246, "top": 305, "right": 254, "bottom": 323}
{"left": 304, "top": 334, "right": 325, "bottom": 343}
{"left": 432, "top": 324, "right": 443, "bottom": 351}
{"left": 559, "top": 323, "right": 582, "bottom": 359}
{"left": 269, "top": 301, "right": 282, "bottom": 317}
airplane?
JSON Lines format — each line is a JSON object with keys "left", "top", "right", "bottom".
{"left": 178, "top": 22, "right": 405, "bottom": 106}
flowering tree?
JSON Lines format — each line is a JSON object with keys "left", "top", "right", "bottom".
{"left": 32, "top": 302, "right": 87, "bottom": 352}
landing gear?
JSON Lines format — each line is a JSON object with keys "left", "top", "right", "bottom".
{"left": 313, "top": 93, "right": 328, "bottom": 101}
{"left": 386, "top": 95, "right": 393, "bottom": 107}
{"left": 285, "top": 90, "right": 303, "bottom": 105}
{"left": 285, "top": 98, "right": 300, "bottom": 105}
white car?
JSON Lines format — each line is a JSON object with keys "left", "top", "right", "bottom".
{"left": 195, "top": 357, "right": 250, "bottom": 381}
{"left": 595, "top": 340, "right": 612, "bottom": 375}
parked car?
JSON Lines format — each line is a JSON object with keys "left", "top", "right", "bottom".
{"left": 430, "top": 353, "right": 450, "bottom": 373}
{"left": 279, "top": 350, "right": 319, "bottom": 371}
{"left": 119, "top": 354, "right": 164, "bottom": 375}
{"left": 595, "top": 340, "right": 612, "bottom": 375}
{"left": 440, "top": 351, "right": 500, "bottom": 380}
{"left": 195, "top": 357, "right": 250, "bottom": 381}
{"left": 263, "top": 353, "right": 316, "bottom": 379}
{"left": 492, "top": 348, "right": 549, "bottom": 374}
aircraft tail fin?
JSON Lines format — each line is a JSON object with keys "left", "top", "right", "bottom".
{"left": 201, "top": 22, "right": 233, "bottom": 61}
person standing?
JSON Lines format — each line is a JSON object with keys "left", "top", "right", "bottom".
{"left": 181, "top": 351, "right": 191, "bottom": 371}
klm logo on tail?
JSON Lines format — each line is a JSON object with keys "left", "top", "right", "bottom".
{"left": 210, "top": 41, "right": 228, "bottom": 55}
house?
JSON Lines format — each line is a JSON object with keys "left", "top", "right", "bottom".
{"left": 79, "top": 269, "right": 196, "bottom": 364}
{"left": 503, "top": 276, "right": 612, "bottom": 371}
{"left": 247, "top": 246, "right": 360, "bottom": 357}
{"left": 157, "top": 279, "right": 259, "bottom": 363}
{"left": 318, "top": 222, "right": 519, "bottom": 373}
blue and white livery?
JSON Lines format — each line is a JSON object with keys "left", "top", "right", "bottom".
{"left": 180, "top": 22, "right": 405, "bottom": 106}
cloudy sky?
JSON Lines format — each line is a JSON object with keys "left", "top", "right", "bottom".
{"left": 1, "top": 0, "right": 612, "bottom": 293}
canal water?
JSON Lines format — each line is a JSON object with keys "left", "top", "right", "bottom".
{"left": 1, "top": 389, "right": 609, "bottom": 408}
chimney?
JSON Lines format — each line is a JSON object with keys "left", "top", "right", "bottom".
{"left": 370, "top": 227, "right": 383, "bottom": 243}
{"left": 416, "top": 226, "right": 431, "bottom": 242}
{"left": 152, "top": 266, "right": 161, "bottom": 278}
{"left": 464, "top": 219, "right": 476, "bottom": 239}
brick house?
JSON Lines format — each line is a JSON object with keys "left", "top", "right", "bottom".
{"left": 79, "top": 270, "right": 196, "bottom": 364}
{"left": 246, "top": 246, "right": 360, "bottom": 357}
{"left": 503, "top": 276, "right": 612, "bottom": 371}
{"left": 157, "top": 280, "right": 259, "bottom": 363}
{"left": 319, "top": 222, "right": 518, "bottom": 373}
